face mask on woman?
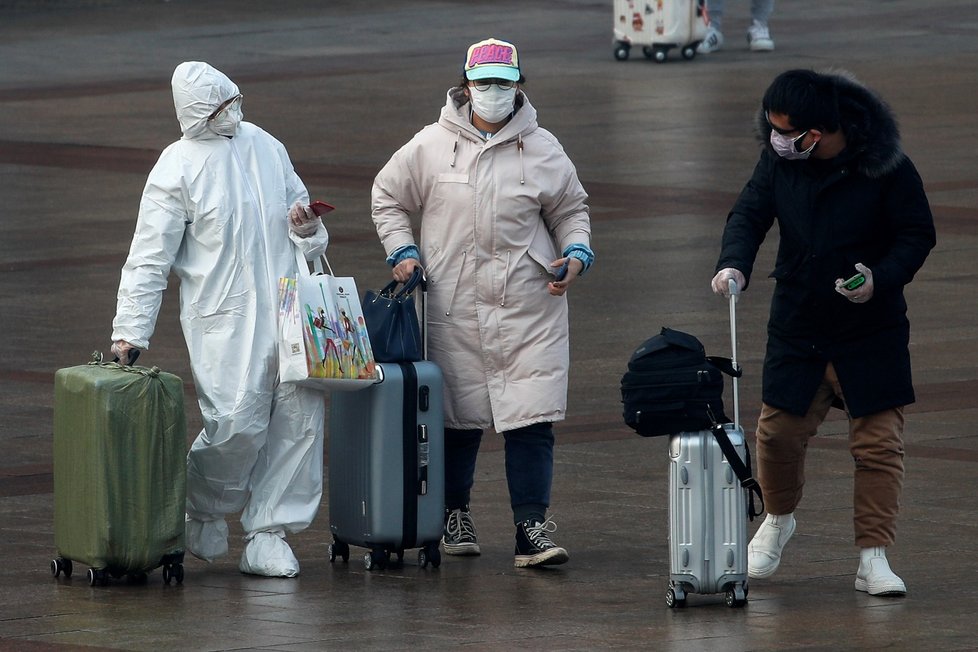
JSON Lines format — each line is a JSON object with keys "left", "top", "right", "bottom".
{"left": 468, "top": 85, "right": 517, "bottom": 124}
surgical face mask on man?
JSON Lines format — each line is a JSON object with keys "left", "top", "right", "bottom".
{"left": 770, "top": 128, "right": 817, "bottom": 160}
{"left": 208, "top": 95, "right": 243, "bottom": 137}
{"left": 468, "top": 84, "right": 517, "bottom": 124}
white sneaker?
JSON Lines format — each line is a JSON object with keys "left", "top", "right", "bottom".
{"left": 747, "top": 513, "right": 796, "bottom": 579}
{"left": 855, "top": 546, "right": 907, "bottom": 596}
{"left": 697, "top": 27, "right": 724, "bottom": 54}
{"left": 239, "top": 530, "right": 300, "bottom": 577}
{"left": 185, "top": 516, "right": 229, "bottom": 562}
{"left": 747, "top": 20, "right": 775, "bottom": 51}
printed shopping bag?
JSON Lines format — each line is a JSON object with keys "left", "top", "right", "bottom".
{"left": 278, "top": 252, "right": 376, "bottom": 391}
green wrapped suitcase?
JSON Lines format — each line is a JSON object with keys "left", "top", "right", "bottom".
{"left": 51, "top": 353, "right": 187, "bottom": 586}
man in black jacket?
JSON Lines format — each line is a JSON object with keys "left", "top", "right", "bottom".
{"left": 712, "top": 69, "right": 936, "bottom": 596}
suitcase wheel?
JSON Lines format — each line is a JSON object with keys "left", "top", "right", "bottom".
{"left": 50, "top": 557, "right": 73, "bottom": 579}
{"left": 363, "top": 548, "right": 389, "bottom": 571}
{"left": 724, "top": 583, "right": 747, "bottom": 608}
{"left": 666, "top": 587, "right": 686, "bottom": 609}
{"left": 328, "top": 541, "right": 350, "bottom": 563}
{"left": 86, "top": 567, "right": 109, "bottom": 587}
{"left": 418, "top": 543, "right": 441, "bottom": 569}
{"left": 162, "top": 562, "right": 184, "bottom": 585}
{"left": 642, "top": 46, "right": 668, "bottom": 63}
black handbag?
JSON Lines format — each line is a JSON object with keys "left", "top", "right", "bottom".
{"left": 362, "top": 268, "right": 424, "bottom": 362}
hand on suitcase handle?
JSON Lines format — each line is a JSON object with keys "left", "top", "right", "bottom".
{"left": 711, "top": 268, "right": 745, "bottom": 298}
{"left": 110, "top": 340, "right": 140, "bottom": 366}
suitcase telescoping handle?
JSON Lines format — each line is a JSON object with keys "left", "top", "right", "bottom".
{"left": 728, "top": 278, "right": 740, "bottom": 429}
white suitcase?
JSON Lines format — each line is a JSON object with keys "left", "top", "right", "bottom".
{"left": 666, "top": 280, "right": 761, "bottom": 608}
{"left": 613, "top": 0, "right": 710, "bottom": 63}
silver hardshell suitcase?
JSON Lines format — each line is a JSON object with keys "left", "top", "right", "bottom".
{"left": 666, "top": 279, "right": 755, "bottom": 608}
{"left": 327, "top": 360, "right": 445, "bottom": 570}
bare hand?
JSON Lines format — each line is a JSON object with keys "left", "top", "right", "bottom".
{"left": 548, "top": 257, "right": 583, "bottom": 296}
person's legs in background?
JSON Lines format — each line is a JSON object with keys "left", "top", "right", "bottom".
{"left": 698, "top": 0, "right": 725, "bottom": 53}
{"left": 748, "top": 0, "right": 776, "bottom": 51}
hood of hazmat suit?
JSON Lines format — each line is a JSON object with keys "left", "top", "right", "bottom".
{"left": 112, "top": 62, "right": 328, "bottom": 542}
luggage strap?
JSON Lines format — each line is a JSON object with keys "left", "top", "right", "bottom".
{"left": 709, "top": 419, "right": 765, "bottom": 521}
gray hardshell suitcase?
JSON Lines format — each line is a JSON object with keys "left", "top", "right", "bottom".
{"left": 327, "top": 360, "right": 445, "bottom": 570}
{"left": 667, "top": 424, "right": 750, "bottom": 607}
{"left": 666, "top": 279, "right": 756, "bottom": 608}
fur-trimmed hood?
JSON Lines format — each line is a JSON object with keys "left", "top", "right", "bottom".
{"left": 755, "top": 69, "right": 904, "bottom": 178}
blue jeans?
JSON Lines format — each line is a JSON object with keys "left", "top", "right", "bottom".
{"left": 444, "top": 422, "right": 554, "bottom": 525}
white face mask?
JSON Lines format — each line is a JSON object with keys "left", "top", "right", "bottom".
{"left": 208, "top": 100, "right": 243, "bottom": 137}
{"left": 468, "top": 85, "right": 516, "bottom": 124}
{"left": 770, "top": 128, "right": 816, "bottom": 160}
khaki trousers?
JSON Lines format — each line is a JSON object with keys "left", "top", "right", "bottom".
{"left": 755, "top": 362, "right": 905, "bottom": 547}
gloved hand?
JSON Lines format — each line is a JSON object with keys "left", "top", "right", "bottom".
{"left": 835, "top": 262, "right": 874, "bottom": 304}
{"left": 110, "top": 340, "right": 138, "bottom": 365}
{"left": 288, "top": 201, "right": 321, "bottom": 238}
{"left": 711, "top": 268, "right": 746, "bottom": 297}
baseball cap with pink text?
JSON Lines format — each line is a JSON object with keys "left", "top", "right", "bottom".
{"left": 463, "top": 38, "right": 521, "bottom": 82}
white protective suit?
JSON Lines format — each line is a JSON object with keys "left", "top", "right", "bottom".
{"left": 372, "top": 88, "right": 591, "bottom": 432}
{"left": 111, "top": 62, "right": 328, "bottom": 569}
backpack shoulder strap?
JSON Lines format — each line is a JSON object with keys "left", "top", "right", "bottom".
{"left": 710, "top": 422, "right": 765, "bottom": 520}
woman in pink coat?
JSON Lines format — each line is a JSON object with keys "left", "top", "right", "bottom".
{"left": 371, "top": 38, "right": 593, "bottom": 568}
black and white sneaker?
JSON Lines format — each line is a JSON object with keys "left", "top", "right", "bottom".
{"left": 442, "top": 507, "right": 481, "bottom": 556}
{"left": 514, "top": 517, "right": 569, "bottom": 568}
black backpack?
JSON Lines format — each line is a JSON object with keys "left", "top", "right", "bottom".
{"left": 620, "top": 327, "right": 740, "bottom": 437}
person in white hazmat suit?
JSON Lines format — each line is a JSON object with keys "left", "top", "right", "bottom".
{"left": 111, "top": 61, "right": 328, "bottom": 577}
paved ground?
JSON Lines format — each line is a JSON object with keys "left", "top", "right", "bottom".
{"left": 1, "top": 0, "right": 977, "bottom": 650}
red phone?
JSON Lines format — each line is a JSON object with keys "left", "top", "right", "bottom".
{"left": 309, "top": 200, "right": 335, "bottom": 216}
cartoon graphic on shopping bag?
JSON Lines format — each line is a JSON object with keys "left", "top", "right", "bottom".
{"left": 278, "top": 269, "right": 376, "bottom": 389}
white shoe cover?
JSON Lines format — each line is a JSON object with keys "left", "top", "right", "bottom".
{"left": 239, "top": 530, "right": 300, "bottom": 577}
{"left": 185, "top": 516, "right": 229, "bottom": 562}
{"left": 855, "top": 546, "right": 907, "bottom": 596}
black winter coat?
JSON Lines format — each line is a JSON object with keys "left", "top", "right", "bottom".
{"left": 716, "top": 73, "right": 936, "bottom": 418}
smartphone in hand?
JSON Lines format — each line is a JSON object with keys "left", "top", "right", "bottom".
{"left": 309, "top": 200, "right": 335, "bottom": 217}
{"left": 554, "top": 260, "right": 569, "bottom": 281}
{"left": 841, "top": 272, "right": 866, "bottom": 291}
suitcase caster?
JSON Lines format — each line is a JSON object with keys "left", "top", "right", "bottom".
{"left": 86, "top": 567, "right": 109, "bottom": 587}
{"left": 162, "top": 562, "right": 184, "bottom": 585}
{"left": 681, "top": 45, "right": 696, "bottom": 60}
{"left": 418, "top": 543, "right": 441, "bottom": 569}
{"left": 51, "top": 557, "right": 73, "bottom": 579}
{"left": 364, "top": 548, "right": 389, "bottom": 571}
{"left": 644, "top": 46, "right": 669, "bottom": 63}
{"left": 328, "top": 540, "right": 350, "bottom": 563}
{"left": 613, "top": 41, "right": 630, "bottom": 61}
{"left": 666, "top": 584, "right": 687, "bottom": 609}
{"left": 724, "top": 583, "right": 747, "bottom": 608}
